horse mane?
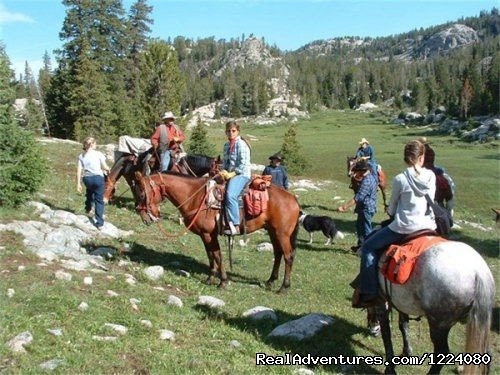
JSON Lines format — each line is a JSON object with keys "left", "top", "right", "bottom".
{"left": 182, "top": 154, "right": 214, "bottom": 171}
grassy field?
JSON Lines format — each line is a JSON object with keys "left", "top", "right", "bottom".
{"left": 0, "top": 110, "right": 498, "bottom": 374}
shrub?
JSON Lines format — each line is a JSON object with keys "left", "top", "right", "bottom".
{"left": 279, "top": 123, "right": 310, "bottom": 175}
{"left": 0, "top": 120, "right": 48, "bottom": 206}
{"left": 187, "top": 118, "right": 216, "bottom": 157}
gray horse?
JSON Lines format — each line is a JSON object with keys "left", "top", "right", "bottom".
{"left": 374, "top": 240, "right": 495, "bottom": 374}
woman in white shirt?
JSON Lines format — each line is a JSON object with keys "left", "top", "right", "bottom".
{"left": 77, "top": 137, "right": 110, "bottom": 230}
{"left": 353, "top": 139, "right": 436, "bottom": 308}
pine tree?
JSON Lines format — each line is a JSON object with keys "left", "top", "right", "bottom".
{"left": 460, "top": 76, "right": 473, "bottom": 119}
{"left": 279, "top": 123, "right": 309, "bottom": 176}
{"left": 0, "top": 47, "right": 48, "bottom": 206}
{"left": 187, "top": 118, "right": 216, "bottom": 156}
{"left": 139, "top": 40, "right": 185, "bottom": 135}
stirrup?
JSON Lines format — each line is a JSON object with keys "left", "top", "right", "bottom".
{"left": 223, "top": 222, "right": 240, "bottom": 236}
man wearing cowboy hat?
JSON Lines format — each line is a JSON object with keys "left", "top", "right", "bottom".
{"left": 338, "top": 159, "right": 378, "bottom": 251}
{"left": 355, "top": 138, "right": 378, "bottom": 182}
{"left": 151, "top": 111, "right": 185, "bottom": 172}
{"left": 262, "top": 152, "right": 289, "bottom": 190}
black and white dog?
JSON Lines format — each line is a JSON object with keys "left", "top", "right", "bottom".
{"left": 299, "top": 211, "right": 344, "bottom": 245}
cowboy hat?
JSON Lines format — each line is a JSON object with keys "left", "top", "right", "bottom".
{"left": 161, "top": 111, "right": 176, "bottom": 120}
{"left": 359, "top": 138, "right": 369, "bottom": 145}
{"left": 269, "top": 153, "right": 284, "bottom": 161}
{"left": 352, "top": 159, "right": 370, "bottom": 172}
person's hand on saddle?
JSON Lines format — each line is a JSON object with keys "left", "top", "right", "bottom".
{"left": 77, "top": 183, "right": 83, "bottom": 194}
{"left": 219, "top": 170, "right": 236, "bottom": 180}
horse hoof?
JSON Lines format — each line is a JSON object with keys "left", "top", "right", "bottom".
{"left": 217, "top": 281, "right": 228, "bottom": 290}
{"left": 265, "top": 282, "right": 274, "bottom": 290}
{"left": 205, "top": 277, "right": 216, "bottom": 285}
{"left": 277, "top": 286, "right": 290, "bottom": 294}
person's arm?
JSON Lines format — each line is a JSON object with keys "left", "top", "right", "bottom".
{"left": 338, "top": 197, "right": 356, "bottom": 212}
{"left": 234, "top": 141, "right": 250, "bottom": 175}
{"left": 262, "top": 166, "right": 271, "bottom": 175}
{"left": 150, "top": 127, "right": 160, "bottom": 149}
{"left": 173, "top": 126, "right": 186, "bottom": 143}
{"left": 282, "top": 167, "right": 289, "bottom": 190}
{"left": 76, "top": 160, "right": 83, "bottom": 194}
{"left": 100, "top": 153, "right": 110, "bottom": 174}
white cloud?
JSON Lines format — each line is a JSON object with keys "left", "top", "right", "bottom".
{"left": 0, "top": 4, "right": 34, "bottom": 24}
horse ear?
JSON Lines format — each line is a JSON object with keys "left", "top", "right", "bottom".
{"left": 216, "top": 155, "right": 221, "bottom": 163}
{"left": 135, "top": 171, "right": 143, "bottom": 181}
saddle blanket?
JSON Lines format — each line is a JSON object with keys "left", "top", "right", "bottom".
{"left": 382, "top": 235, "right": 448, "bottom": 284}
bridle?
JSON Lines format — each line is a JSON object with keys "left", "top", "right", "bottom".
{"left": 137, "top": 173, "right": 217, "bottom": 237}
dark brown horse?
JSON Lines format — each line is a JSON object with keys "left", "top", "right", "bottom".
{"left": 347, "top": 156, "right": 388, "bottom": 209}
{"left": 104, "top": 152, "right": 217, "bottom": 221}
{"left": 135, "top": 172, "right": 300, "bottom": 292}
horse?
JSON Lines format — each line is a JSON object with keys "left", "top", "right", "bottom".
{"left": 103, "top": 151, "right": 217, "bottom": 221}
{"left": 135, "top": 171, "right": 301, "bottom": 292}
{"left": 372, "top": 240, "right": 495, "bottom": 374}
{"left": 347, "top": 156, "right": 388, "bottom": 209}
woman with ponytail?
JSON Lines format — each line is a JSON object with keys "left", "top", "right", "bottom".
{"left": 352, "top": 140, "right": 436, "bottom": 308}
{"left": 76, "top": 137, "right": 110, "bottom": 230}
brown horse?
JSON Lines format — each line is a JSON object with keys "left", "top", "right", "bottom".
{"left": 103, "top": 152, "right": 217, "bottom": 221}
{"left": 347, "top": 156, "right": 388, "bottom": 209}
{"left": 135, "top": 171, "right": 301, "bottom": 292}
{"left": 434, "top": 171, "right": 455, "bottom": 216}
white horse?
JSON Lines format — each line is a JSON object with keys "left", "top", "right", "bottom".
{"left": 375, "top": 240, "right": 495, "bottom": 374}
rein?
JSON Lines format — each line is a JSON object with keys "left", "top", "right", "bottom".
{"left": 144, "top": 173, "right": 217, "bottom": 238}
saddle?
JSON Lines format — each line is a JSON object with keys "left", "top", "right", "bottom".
{"left": 381, "top": 231, "right": 448, "bottom": 284}
{"left": 206, "top": 175, "right": 272, "bottom": 235}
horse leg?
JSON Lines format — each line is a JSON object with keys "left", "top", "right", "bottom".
{"left": 427, "top": 320, "right": 451, "bottom": 375}
{"left": 367, "top": 307, "right": 381, "bottom": 337}
{"left": 273, "top": 230, "right": 296, "bottom": 294}
{"left": 398, "top": 312, "right": 413, "bottom": 356}
{"left": 201, "top": 233, "right": 228, "bottom": 288}
{"left": 264, "top": 229, "right": 283, "bottom": 290}
{"left": 375, "top": 303, "right": 396, "bottom": 375}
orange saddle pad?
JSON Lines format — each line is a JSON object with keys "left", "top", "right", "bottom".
{"left": 382, "top": 235, "right": 448, "bottom": 284}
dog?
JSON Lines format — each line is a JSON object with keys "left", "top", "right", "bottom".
{"left": 299, "top": 212, "right": 344, "bottom": 245}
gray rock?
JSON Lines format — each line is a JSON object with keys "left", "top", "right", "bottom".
{"left": 39, "top": 359, "right": 65, "bottom": 371}
{"left": 175, "top": 269, "right": 190, "bottom": 278}
{"left": 7, "top": 331, "right": 33, "bottom": 353}
{"left": 267, "top": 313, "right": 335, "bottom": 340}
{"left": 256, "top": 242, "right": 273, "bottom": 252}
{"left": 159, "top": 329, "right": 175, "bottom": 341}
{"left": 144, "top": 265, "right": 164, "bottom": 281}
{"left": 104, "top": 323, "right": 128, "bottom": 335}
{"left": 197, "top": 295, "right": 225, "bottom": 309}
{"left": 54, "top": 270, "right": 72, "bottom": 281}
{"left": 242, "top": 306, "right": 277, "bottom": 323}
{"left": 229, "top": 339, "right": 241, "bottom": 348}
{"left": 167, "top": 295, "right": 183, "bottom": 308}
{"left": 47, "top": 329, "right": 63, "bottom": 336}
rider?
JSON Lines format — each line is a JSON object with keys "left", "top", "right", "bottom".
{"left": 419, "top": 137, "right": 445, "bottom": 175}
{"left": 220, "top": 121, "right": 251, "bottom": 236}
{"left": 150, "top": 111, "right": 185, "bottom": 173}
{"left": 355, "top": 138, "right": 378, "bottom": 182}
{"left": 262, "top": 153, "right": 289, "bottom": 190}
{"left": 352, "top": 140, "right": 436, "bottom": 308}
{"left": 338, "top": 159, "right": 378, "bottom": 252}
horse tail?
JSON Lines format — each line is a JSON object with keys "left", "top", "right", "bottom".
{"left": 463, "top": 271, "right": 495, "bottom": 375}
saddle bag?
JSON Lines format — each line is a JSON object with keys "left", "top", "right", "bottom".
{"left": 382, "top": 235, "right": 447, "bottom": 284}
{"left": 245, "top": 189, "right": 269, "bottom": 217}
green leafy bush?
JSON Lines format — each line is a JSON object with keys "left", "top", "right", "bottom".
{"left": 0, "top": 120, "right": 48, "bottom": 206}
{"left": 279, "top": 123, "right": 310, "bottom": 175}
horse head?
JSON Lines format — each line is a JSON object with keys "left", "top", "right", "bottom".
{"left": 103, "top": 175, "right": 116, "bottom": 204}
{"left": 135, "top": 171, "right": 162, "bottom": 225}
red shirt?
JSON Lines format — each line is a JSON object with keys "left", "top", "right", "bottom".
{"left": 150, "top": 123, "right": 185, "bottom": 150}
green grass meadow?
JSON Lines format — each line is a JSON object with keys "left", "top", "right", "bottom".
{"left": 0, "top": 110, "right": 498, "bottom": 374}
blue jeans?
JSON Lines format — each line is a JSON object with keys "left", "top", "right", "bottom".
{"left": 225, "top": 175, "right": 250, "bottom": 225}
{"left": 160, "top": 150, "right": 172, "bottom": 172}
{"left": 359, "top": 226, "right": 405, "bottom": 295}
{"left": 356, "top": 209, "right": 375, "bottom": 247}
{"left": 83, "top": 175, "right": 105, "bottom": 228}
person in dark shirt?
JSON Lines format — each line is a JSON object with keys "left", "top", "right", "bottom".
{"left": 262, "top": 153, "right": 289, "bottom": 190}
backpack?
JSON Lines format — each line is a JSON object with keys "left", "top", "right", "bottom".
{"left": 424, "top": 194, "right": 452, "bottom": 235}
{"left": 245, "top": 189, "right": 269, "bottom": 216}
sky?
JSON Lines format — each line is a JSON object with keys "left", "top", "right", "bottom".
{"left": 0, "top": 0, "right": 497, "bottom": 78}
